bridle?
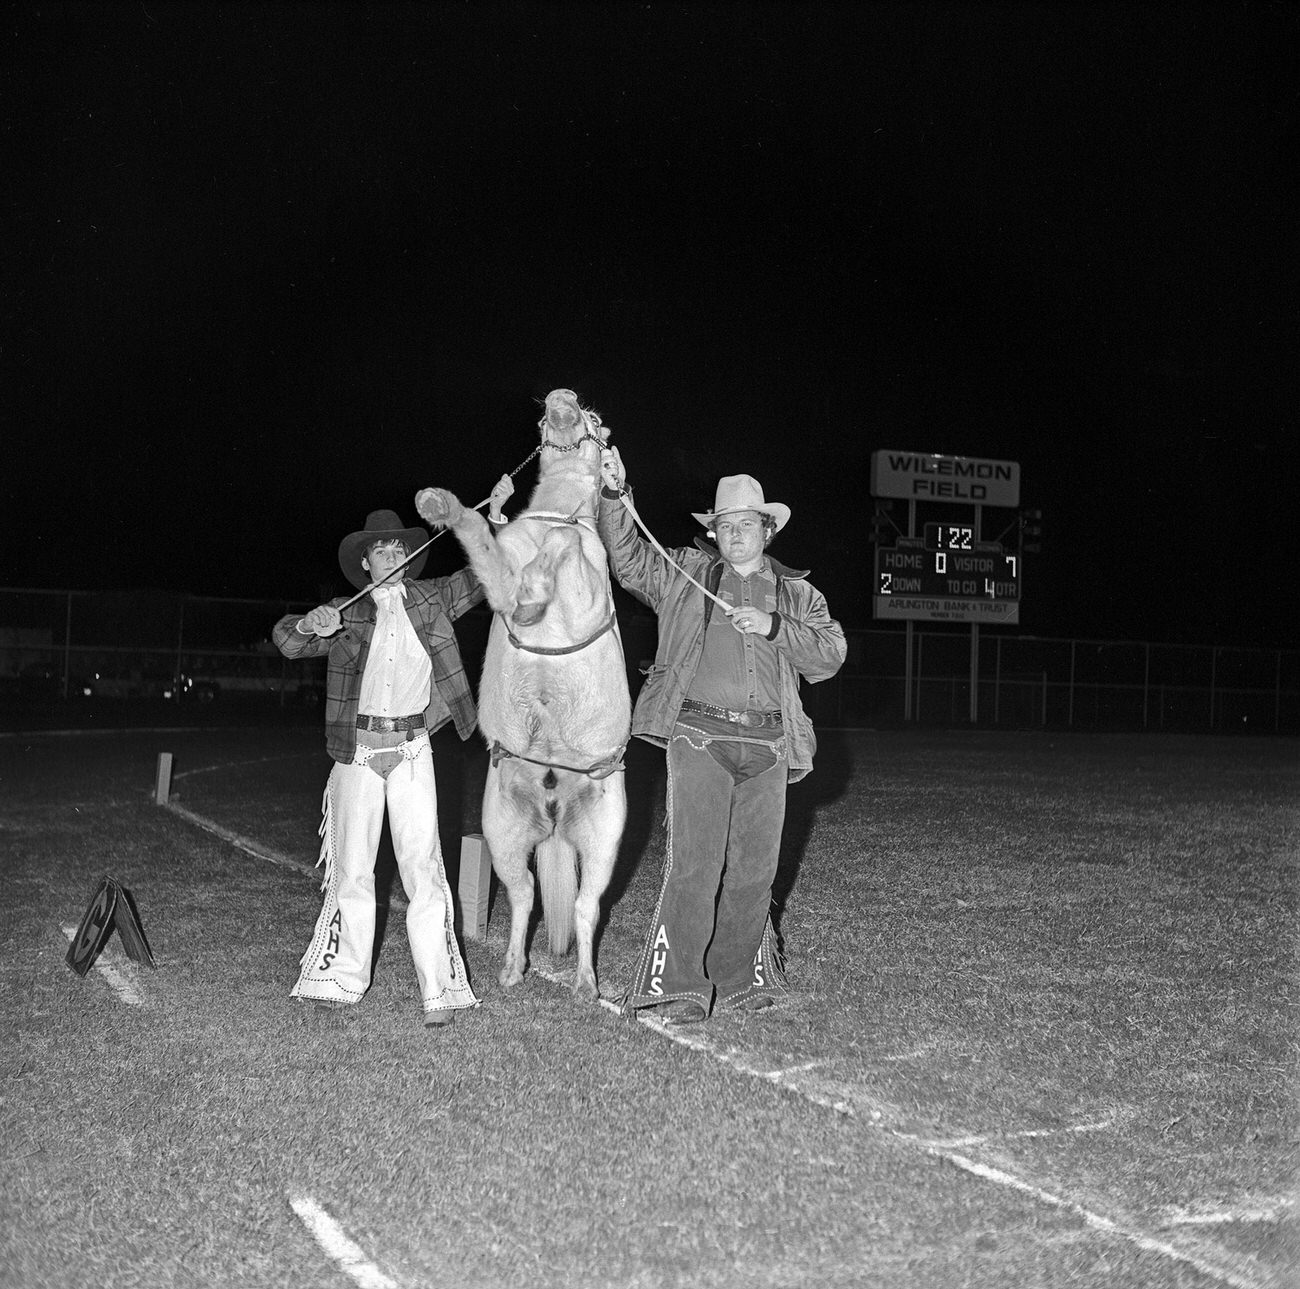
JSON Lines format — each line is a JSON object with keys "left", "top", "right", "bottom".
{"left": 536, "top": 401, "right": 608, "bottom": 456}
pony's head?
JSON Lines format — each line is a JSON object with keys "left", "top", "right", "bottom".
{"left": 538, "top": 388, "right": 610, "bottom": 454}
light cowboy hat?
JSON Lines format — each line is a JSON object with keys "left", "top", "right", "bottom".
{"left": 337, "top": 510, "right": 430, "bottom": 590}
{"left": 692, "top": 474, "right": 791, "bottom": 534}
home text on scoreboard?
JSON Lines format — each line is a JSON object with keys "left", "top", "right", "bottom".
{"left": 876, "top": 538, "right": 1020, "bottom": 603}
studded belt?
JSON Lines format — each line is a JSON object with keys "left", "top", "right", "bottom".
{"left": 356, "top": 713, "right": 426, "bottom": 733}
{"left": 679, "top": 699, "right": 783, "bottom": 728}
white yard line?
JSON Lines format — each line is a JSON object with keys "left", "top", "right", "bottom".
{"left": 882, "top": 1040, "right": 939, "bottom": 1062}
{"left": 164, "top": 802, "right": 320, "bottom": 880}
{"left": 172, "top": 751, "right": 320, "bottom": 781}
{"left": 162, "top": 807, "right": 405, "bottom": 1288}
{"left": 1161, "top": 1198, "right": 1295, "bottom": 1227}
{"left": 60, "top": 925, "right": 146, "bottom": 1006}
{"left": 935, "top": 1152, "right": 1275, "bottom": 1289}
{"left": 181, "top": 806, "right": 1279, "bottom": 1289}
{"left": 930, "top": 1113, "right": 1123, "bottom": 1149}
{"left": 165, "top": 801, "right": 411, "bottom": 908}
{"left": 289, "top": 1196, "right": 399, "bottom": 1289}
{"left": 540, "top": 965, "right": 1276, "bottom": 1289}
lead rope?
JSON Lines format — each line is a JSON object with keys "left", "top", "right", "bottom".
{"left": 337, "top": 445, "right": 545, "bottom": 612}
{"left": 340, "top": 407, "right": 610, "bottom": 612}
{"left": 614, "top": 492, "right": 734, "bottom": 613}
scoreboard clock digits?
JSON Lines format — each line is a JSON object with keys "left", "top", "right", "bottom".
{"left": 923, "top": 523, "right": 974, "bottom": 551}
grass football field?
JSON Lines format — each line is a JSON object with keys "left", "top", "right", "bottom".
{"left": 1, "top": 722, "right": 1295, "bottom": 1288}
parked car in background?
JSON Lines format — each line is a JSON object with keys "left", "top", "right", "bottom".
{"left": 10, "top": 662, "right": 95, "bottom": 700}
{"left": 169, "top": 653, "right": 325, "bottom": 706}
{"left": 83, "top": 664, "right": 174, "bottom": 701}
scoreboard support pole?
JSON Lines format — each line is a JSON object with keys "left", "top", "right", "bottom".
{"left": 969, "top": 503, "right": 983, "bottom": 724}
{"left": 905, "top": 622, "right": 915, "bottom": 722}
{"left": 904, "top": 499, "right": 916, "bottom": 722}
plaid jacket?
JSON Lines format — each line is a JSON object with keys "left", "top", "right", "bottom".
{"left": 272, "top": 568, "right": 484, "bottom": 765}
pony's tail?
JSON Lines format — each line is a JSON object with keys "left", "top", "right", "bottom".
{"left": 536, "top": 836, "right": 577, "bottom": 955}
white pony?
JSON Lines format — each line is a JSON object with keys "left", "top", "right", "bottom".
{"left": 415, "top": 389, "right": 631, "bottom": 1002}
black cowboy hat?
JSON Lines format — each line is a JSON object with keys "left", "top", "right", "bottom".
{"left": 337, "top": 510, "right": 430, "bottom": 590}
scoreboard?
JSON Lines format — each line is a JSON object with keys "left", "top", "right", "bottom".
{"left": 874, "top": 535, "right": 1020, "bottom": 623}
{"left": 869, "top": 450, "right": 1027, "bottom": 626}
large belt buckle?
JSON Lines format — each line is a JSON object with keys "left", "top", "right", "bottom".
{"left": 735, "top": 709, "right": 755, "bottom": 727}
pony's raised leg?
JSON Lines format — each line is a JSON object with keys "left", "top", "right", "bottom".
{"left": 482, "top": 759, "right": 539, "bottom": 989}
{"left": 413, "top": 488, "right": 521, "bottom": 616}
{"left": 567, "top": 773, "right": 628, "bottom": 1002}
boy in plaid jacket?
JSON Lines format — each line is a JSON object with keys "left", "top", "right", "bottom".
{"left": 273, "top": 487, "right": 510, "bottom": 1027}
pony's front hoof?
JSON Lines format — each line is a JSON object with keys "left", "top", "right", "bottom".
{"left": 572, "top": 972, "right": 599, "bottom": 1004}
{"left": 499, "top": 964, "right": 526, "bottom": 989}
{"left": 414, "top": 487, "right": 463, "bottom": 527}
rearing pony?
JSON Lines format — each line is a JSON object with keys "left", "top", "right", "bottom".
{"left": 415, "top": 389, "right": 631, "bottom": 1002}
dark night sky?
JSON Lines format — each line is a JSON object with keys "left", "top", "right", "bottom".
{"left": 5, "top": 1, "right": 1295, "bottom": 647}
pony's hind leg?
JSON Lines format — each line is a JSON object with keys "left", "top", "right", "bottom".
{"left": 483, "top": 760, "right": 541, "bottom": 989}
{"left": 567, "top": 772, "right": 628, "bottom": 1003}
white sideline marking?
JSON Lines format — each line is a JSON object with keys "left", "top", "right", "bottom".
{"left": 882, "top": 1041, "right": 938, "bottom": 1062}
{"left": 172, "top": 751, "right": 320, "bottom": 781}
{"left": 60, "top": 925, "right": 145, "bottom": 1006}
{"left": 1162, "top": 1198, "right": 1295, "bottom": 1227}
{"left": 165, "top": 803, "right": 320, "bottom": 879}
{"left": 538, "top": 967, "right": 860, "bottom": 1115}
{"left": 289, "top": 1196, "right": 398, "bottom": 1289}
{"left": 194, "top": 813, "right": 1279, "bottom": 1289}
{"left": 935, "top": 1152, "right": 1272, "bottom": 1289}
{"left": 932, "top": 1113, "right": 1121, "bottom": 1149}
{"left": 537, "top": 970, "right": 1273, "bottom": 1289}
{"left": 166, "top": 801, "right": 410, "bottom": 910}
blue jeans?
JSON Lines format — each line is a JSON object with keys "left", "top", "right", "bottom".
{"left": 627, "top": 719, "right": 788, "bottom": 1014}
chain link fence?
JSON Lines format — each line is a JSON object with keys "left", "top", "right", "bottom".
{"left": 2, "top": 589, "right": 1295, "bottom": 733}
{"left": 801, "top": 628, "right": 1298, "bottom": 733}
{"left": 0, "top": 588, "right": 327, "bottom": 709}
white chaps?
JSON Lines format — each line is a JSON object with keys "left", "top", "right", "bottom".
{"left": 291, "top": 730, "right": 478, "bottom": 1015}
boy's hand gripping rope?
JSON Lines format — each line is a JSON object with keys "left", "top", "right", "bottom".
{"left": 337, "top": 449, "right": 541, "bottom": 612}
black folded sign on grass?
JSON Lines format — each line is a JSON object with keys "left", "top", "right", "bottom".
{"left": 66, "top": 877, "right": 157, "bottom": 977}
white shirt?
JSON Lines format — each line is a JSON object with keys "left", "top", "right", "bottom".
{"left": 358, "top": 584, "right": 432, "bottom": 718}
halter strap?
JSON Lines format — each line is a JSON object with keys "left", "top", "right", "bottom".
{"left": 490, "top": 740, "right": 627, "bottom": 780}
{"left": 501, "top": 610, "right": 616, "bottom": 655}
{"left": 513, "top": 509, "right": 598, "bottom": 530}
